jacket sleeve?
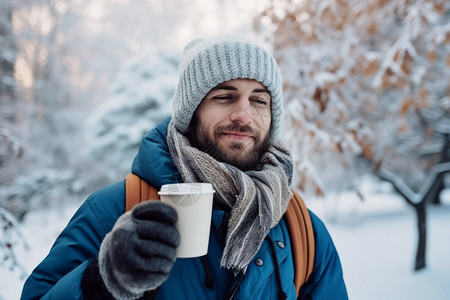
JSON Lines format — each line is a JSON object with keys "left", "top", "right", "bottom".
{"left": 299, "top": 211, "right": 348, "bottom": 300}
{"left": 20, "top": 182, "right": 125, "bottom": 300}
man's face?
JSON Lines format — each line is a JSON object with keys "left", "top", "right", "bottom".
{"left": 189, "top": 79, "right": 272, "bottom": 171}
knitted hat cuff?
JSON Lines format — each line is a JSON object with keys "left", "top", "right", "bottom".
{"left": 172, "top": 37, "right": 283, "bottom": 138}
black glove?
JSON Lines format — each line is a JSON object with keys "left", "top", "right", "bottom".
{"left": 98, "top": 201, "right": 180, "bottom": 299}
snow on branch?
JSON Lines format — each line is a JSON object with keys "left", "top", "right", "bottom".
{"left": 0, "top": 128, "right": 23, "bottom": 160}
{"left": 0, "top": 207, "right": 29, "bottom": 279}
{"left": 297, "top": 158, "right": 326, "bottom": 196}
{"left": 377, "top": 162, "right": 450, "bottom": 205}
{"left": 416, "top": 98, "right": 450, "bottom": 134}
{"left": 404, "top": 1, "right": 439, "bottom": 39}
{"left": 372, "top": 36, "right": 416, "bottom": 89}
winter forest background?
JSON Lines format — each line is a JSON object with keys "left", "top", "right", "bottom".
{"left": 1, "top": 0, "right": 449, "bottom": 299}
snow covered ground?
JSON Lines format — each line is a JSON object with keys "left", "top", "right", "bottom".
{"left": 310, "top": 190, "right": 450, "bottom": 300}
{"left": 2, "top": 188, "right": 450, "bottom": 300}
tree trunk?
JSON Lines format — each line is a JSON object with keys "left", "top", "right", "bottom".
{"left": 413, "top": 202, "right": 427, "bottom": 270}
{"left": 0, "top": 0, "right": 16, "bottom": 98}
{"left": 430, "top": 174, "right": 444, "bottom": 205}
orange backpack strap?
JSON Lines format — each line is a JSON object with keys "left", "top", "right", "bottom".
{"left": 285, "top": 188, "right": 315, "bottom": 294}
{"left": 125, "top": 173, "right": 159, "bottom": 212}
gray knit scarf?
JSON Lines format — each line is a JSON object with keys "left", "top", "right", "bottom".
{"left": 167, "top": 121, "right": 293, "bottom": 274}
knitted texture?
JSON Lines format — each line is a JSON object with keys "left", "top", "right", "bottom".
{"left": 167, "top": 120, "right": 293, "bottom": 274}
{"left": 171, "top": 36, "right": 284, "bottom": 139}
{"left": 98, "top": 201, "right": 180, "bottom": 299}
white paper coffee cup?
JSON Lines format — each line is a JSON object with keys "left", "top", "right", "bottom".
{"left": 158, "top": 183, "right": 215, "bottom": 258}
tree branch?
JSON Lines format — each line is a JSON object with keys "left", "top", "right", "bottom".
{"left": 416, "top": 107, "right": 450, "bottom": 135}
{"left": 376, "top": 162, "right": 450, "bottom": 205}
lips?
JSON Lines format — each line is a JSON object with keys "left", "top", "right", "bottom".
{"left": 221, "top": 131, "right": 254, "bottom": 141}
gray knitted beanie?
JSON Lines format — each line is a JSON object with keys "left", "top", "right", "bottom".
{"left": 171, "top": 36, "right": 284, "bottom": 139}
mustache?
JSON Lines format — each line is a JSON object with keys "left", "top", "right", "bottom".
{"left": 215, "top": 124, "right": 258, "bottom": 136}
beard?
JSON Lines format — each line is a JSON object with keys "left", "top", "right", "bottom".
{"left": 188, "top": 119, "right": 271, "bottom": 171}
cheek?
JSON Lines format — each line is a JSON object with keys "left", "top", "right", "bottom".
{"left": 194, "top": 113, "right": 215, "bottom": 140}
{"left": 252, "top": 109, "right": 271, "bottom": 133}
{"left": 196, "top": 105, "right": 226, "bottom": 130}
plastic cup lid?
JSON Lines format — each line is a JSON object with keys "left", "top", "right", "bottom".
{"left": 158, "top": 183, "right": 215, "bottom": 195}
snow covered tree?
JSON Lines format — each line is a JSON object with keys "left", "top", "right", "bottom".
{"left": 0, "top": 0, "right": 91, "bottom": 229}
{"left": 0, "top": 0, "right": 82, "bottom": 184}
{"left": 0, "top": 0, "right": 16, "bottom": 100}
{"left": 0, "top": 0, "right": 21, "bottom": 182}
{"left": 255, "top": 0, "right": 449, "bottom": 270}
{"left": 80, "top": 49, "right": 179, "bottom": 185}
{"left": 0, "top": 207, "right": 28, "bottom": 280}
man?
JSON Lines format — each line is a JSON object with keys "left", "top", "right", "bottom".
{"left": 21, "top": 36, "right": 348, "bottom": 299}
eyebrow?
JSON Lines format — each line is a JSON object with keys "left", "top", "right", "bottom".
{"left": 210, "top": 85, "right": 271, "bottom": 96}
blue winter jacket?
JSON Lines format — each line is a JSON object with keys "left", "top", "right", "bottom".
{"left": 21, "top": 117, "right": 348, "bottom": 299}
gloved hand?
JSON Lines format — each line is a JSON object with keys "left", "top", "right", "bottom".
{"left": 98, "top": 201, "right": 180, "bottom": 299}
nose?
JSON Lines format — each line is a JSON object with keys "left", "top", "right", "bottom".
{"left": 230, "top": 98, "right": 252, "bottom": 125}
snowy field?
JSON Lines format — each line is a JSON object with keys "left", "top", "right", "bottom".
{"left": 310, "top": 190, "right": 450, "bottom": 300}
{"left": 2, "top": 188, "right": 450, "bottom": 300}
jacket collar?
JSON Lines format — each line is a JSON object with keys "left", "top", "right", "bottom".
{"left": 131, "top": 116, "right": 182, "bottom": 188}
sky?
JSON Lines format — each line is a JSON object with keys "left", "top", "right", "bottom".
{"left": 83, "top": 0, "right": 271, "bottom": 50}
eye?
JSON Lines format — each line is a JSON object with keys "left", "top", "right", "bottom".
{"left": 213, "top": 95, "right": 234, "bottom": 101}
{"left": 251, "top": 98, "right": 269, "bottom": 106}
